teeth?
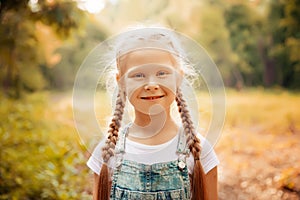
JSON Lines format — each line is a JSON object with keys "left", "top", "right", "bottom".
{"left": 141, "top": 95, "right": 163, "bottom": 100}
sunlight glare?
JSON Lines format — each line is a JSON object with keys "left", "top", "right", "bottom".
{"left": 78, "top": 0, "right": 105, "bottom": 14}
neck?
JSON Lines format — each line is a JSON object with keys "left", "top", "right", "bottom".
{"left": 134, "top": 106, "right": 173, "bottom": 127}
{"left": 128, "top": 107, "right": 179, "bottom": 143}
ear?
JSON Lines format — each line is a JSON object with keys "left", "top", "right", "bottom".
{"left": 116, "top": 73, "right": 126, "bottom": 96}
{"left": 116, "top": 73, "right": 120, "bottom": 82}
{"left": 116, "top": 73, "right": 123, "bottom": 89}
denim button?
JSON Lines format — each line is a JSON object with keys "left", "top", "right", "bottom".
{"left": 178, "top": 160, "right": 186, "bottom": 170}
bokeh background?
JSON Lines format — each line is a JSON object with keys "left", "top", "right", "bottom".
{"left": 1, "top": 0, "right": 299, "bottom": 199}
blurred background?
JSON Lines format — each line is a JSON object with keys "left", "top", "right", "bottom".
{"left": 0, "top": 0, "right": 299, "bottom": 199}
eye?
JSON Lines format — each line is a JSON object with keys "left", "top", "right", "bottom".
{"left": 156, "top": 70, "right": 168, "bottom": 77}
{"left": 132, "top": 72, "right": 145, "bottom": 79}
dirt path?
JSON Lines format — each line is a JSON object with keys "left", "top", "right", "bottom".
{"left": 216, "top": 126, "right": 300, "bottom": 200}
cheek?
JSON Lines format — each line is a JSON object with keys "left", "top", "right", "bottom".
{"left": 125, "top": 79, "right": 144, "bottom": 98}
{"left": 118, "top": 74, "right": 143, "bottom": 98}
{"left": 156, "top": 75, "right": 178, "bottom": 94}
{"left": 128, "top": 87, "right": 142, "bottom": 103}
{"left": 163, "top": 87, "right": 176, "bottom": 102}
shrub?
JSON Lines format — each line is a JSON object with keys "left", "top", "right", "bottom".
{"left": 0, "top": 92, "right": 91, "bottom": 199}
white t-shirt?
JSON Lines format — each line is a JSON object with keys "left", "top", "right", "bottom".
{"left": 87, "top": 129, "right": 219, "bottom": 175}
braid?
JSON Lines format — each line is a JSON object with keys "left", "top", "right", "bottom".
{"left": 175, "top": 88, "right": 200, "bottom": 158}
{"left": 102, "top": 91, "right": 125, "bottom": 163}
{"left": 97, "top": 90, "right": 125, "bottom": 200}
{"left": 175, "top": 88, "right": 208, "bottom": 200}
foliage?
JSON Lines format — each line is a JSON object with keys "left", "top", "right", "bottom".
{"left": 267, "top": 0, "right": 300, "bottom": 88}
{"left": 0, "top": 93, "right": 90, "bottom": 199}
{"left": 0, "top": 0, "right": 85, "bottom": 98}
{"left": 46, "top": 18, "right": 108, "bottom": 90}
{"left": 224, "top": 3, "right": 264, "bottom": 86}
{"left": 222, "top": 0, "right": 300, "bottom": 88}
{"left": 196, "top": 2, "right": 240, "bottom": 87}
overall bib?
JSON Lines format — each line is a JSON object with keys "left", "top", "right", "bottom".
{"left": 110, "top": 127, "right": 191, "bottom": 200}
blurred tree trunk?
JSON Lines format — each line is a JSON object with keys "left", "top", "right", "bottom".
{"left": 232, "top": 67, "right": 244, "bottom": 91}
{"left": 263, "top": 57, "right": 276, "bottom": 87}
{"left": 258, "top": 37, "right": 276, "bottom": 87}
{"left": 3, "top": 49, "right": 20, "bottom": 98}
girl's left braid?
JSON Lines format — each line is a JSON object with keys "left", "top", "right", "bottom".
{"left": 175, "top": 88, "right": 208, "bottom": 200}
{"left": 175, "top": 88, "right": 201, "bottom": 159}
{"left": 97, "top": 90, "right": 125, "bottom": 200}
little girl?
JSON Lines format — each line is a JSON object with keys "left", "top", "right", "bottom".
{"left": 87, "top": 27, "right": 219, "bottom": 200}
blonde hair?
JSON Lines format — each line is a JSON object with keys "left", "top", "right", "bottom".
{"left": 96, "top": 25, "right": 208, "bottom": 200}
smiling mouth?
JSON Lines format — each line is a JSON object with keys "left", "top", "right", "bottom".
{"left": 140, "top": 95, "right": 165, "bottom": 100}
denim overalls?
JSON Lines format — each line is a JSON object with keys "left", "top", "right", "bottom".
{"left": 110, "top": 126, "right": 191, "bottom": 200}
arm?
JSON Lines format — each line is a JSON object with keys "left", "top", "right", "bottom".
{"left": 93, "top": 173, "right": 100, "bottom": 200}
{"left": 206, "top": 166, "right": 218, "bottom": 200}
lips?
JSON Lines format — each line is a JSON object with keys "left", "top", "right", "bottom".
{"left": 140, "top": 95, "right": 165, "bottom": 100}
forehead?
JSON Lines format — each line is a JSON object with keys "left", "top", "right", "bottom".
{"left": 119, "top": 49, "right": 177, "bottom": 74}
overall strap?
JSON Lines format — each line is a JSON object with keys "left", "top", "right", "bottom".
{"left": 114, "top": 124, "right": 130, "bottom": 154}
{"left": 176, "top": 127, "right": 190, "bottom": 155}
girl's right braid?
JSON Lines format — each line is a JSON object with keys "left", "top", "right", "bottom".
{"left": 97, "top": 90, "right": 125, "bottom": 200}
{"left": 175, "top": 88, "right": 208, "bottom": 200}
{"left": 101, "top": 91, "right": 125, "bottom": 163}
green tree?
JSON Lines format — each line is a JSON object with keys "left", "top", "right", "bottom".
{"left": 196, "top": 2, "right": 243, "bottom": 88}
{"left": 224, "top": 3, "right": 264, "bottom": 86}
{"left": 267, "top": 0, "right": 300, "bottom": 88}
{"left": 0, "top": 0, "right": 84, "bottom": 98}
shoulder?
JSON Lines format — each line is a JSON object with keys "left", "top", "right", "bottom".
{"left": 197, "top": 133, "right": 215, "bottom": 159}
{"left": 86, "top": 126, "right": 129, "bottom": 174}
{"left": 86, "top": 139, "right": 106, "bottom": 175}
{"left": 186, "top": 132, "right": 220, "bottom": 174}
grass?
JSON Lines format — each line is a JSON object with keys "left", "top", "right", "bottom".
{"left": 224, "top": 88, "right": 300, "bottom": 135}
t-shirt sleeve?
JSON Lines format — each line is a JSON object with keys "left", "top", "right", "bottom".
{"left": 200, "top": 134, "right": 220, "bottom": 174}
{"left": 187, "top": 133, "right": 220, "bottom": 174}
{"left": 86, "top": 140, "right": 105, "bottom": 175}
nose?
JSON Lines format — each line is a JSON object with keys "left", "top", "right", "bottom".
{"left": 144, "top": 83, "right": 159, "bottom": 91}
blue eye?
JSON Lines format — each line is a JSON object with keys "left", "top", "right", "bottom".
{"left": 133, "top": 73, "right": 145, "bottom": 78}
{"left": 157, "top": 71, "right": 168, "bottom": 77}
